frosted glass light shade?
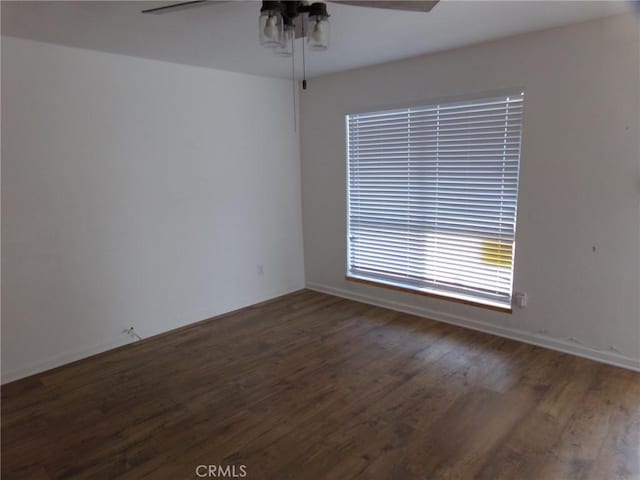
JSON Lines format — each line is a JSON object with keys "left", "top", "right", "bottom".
{"left": 259, "top": 11, "right": 283, "bottom": 48}
{"left": 307, "top": 16, "right": 329, "bottom": 51}
{"left": 276, "top": 24, "right": 294, "bottom": 57}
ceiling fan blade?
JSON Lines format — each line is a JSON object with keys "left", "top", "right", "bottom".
{"left": 141, "top": 1, "right": 229, "bottom": 15}
{"left": 329, "top": 1, "right": 439, "bottom": 12}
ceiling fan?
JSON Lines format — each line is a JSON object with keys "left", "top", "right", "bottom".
{"left": 142, "top": 1, "right": 438, "bottom": 89}
{"left": 142, "top": 1, "right": 438, "bottom": 52}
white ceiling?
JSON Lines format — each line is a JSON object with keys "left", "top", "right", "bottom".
{"left": 1, "top": 1, "right": 633, "bottom": 79}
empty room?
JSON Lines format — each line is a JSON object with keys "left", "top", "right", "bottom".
{"left": 2, "top": 1, "right": 639, "bottom": 479}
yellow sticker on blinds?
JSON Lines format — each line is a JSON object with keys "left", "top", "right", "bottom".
{"left": 482, "top": 241, "right": 513, "bottom": 268}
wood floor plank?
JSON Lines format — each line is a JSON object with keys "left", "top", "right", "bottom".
{"left": 2, "top": 290, "right": 639, "bottom": 479}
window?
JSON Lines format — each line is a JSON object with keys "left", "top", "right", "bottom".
{"left": 346, "top": 92, "right": 524, "bottom": 310}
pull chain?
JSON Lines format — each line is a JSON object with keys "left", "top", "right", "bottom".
{"left": 302, "top": 20, "right": 307, "bottom": 90}
{"left": 291, "top": 33, "right": 296, "bottom": 131}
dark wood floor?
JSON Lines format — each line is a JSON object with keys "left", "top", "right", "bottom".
{"left": 2, "top": 290, "right": 639, "bottom": 480}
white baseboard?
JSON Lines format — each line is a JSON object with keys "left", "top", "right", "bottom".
{"left": 1, "top": 286, "right": 305, "bottom": 385}
{"left": 4, "top": 284, "right": 636, "bottom": 383}
{"left": 306, "top": 282, "right": 640, "bottom": 372}
{"left": 1, "top": 336, "right": 132, "bottom": 384}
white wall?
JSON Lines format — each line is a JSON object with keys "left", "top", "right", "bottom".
{"left": 300, "top": 14, "right": 640, "bottom": 370}
{"left": 1, "top": 36, "right": 305, "bottom": 382}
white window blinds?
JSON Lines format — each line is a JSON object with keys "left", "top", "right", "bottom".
{"left": 346, "top": 93, "right": 524, "bottom": 309}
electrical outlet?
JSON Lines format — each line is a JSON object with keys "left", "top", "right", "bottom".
{"left": 123, "top": 327, "right": 142, "bottom": 340}
{"left": 514, "top": 292, "right": 528, "bottom": 309}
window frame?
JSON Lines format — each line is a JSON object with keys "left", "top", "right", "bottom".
{"left": 344, "top": 89, "right": 525, "bottom": 313}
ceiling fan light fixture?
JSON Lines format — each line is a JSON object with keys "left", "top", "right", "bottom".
{"left": 307, "top": 2, "right": 330, "bottom": 51}
{"left": 259, "top": 1, "right": 284, "bottom": 48}
{"left": 142, "top": 0, "right": 440, "bottom": 91}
